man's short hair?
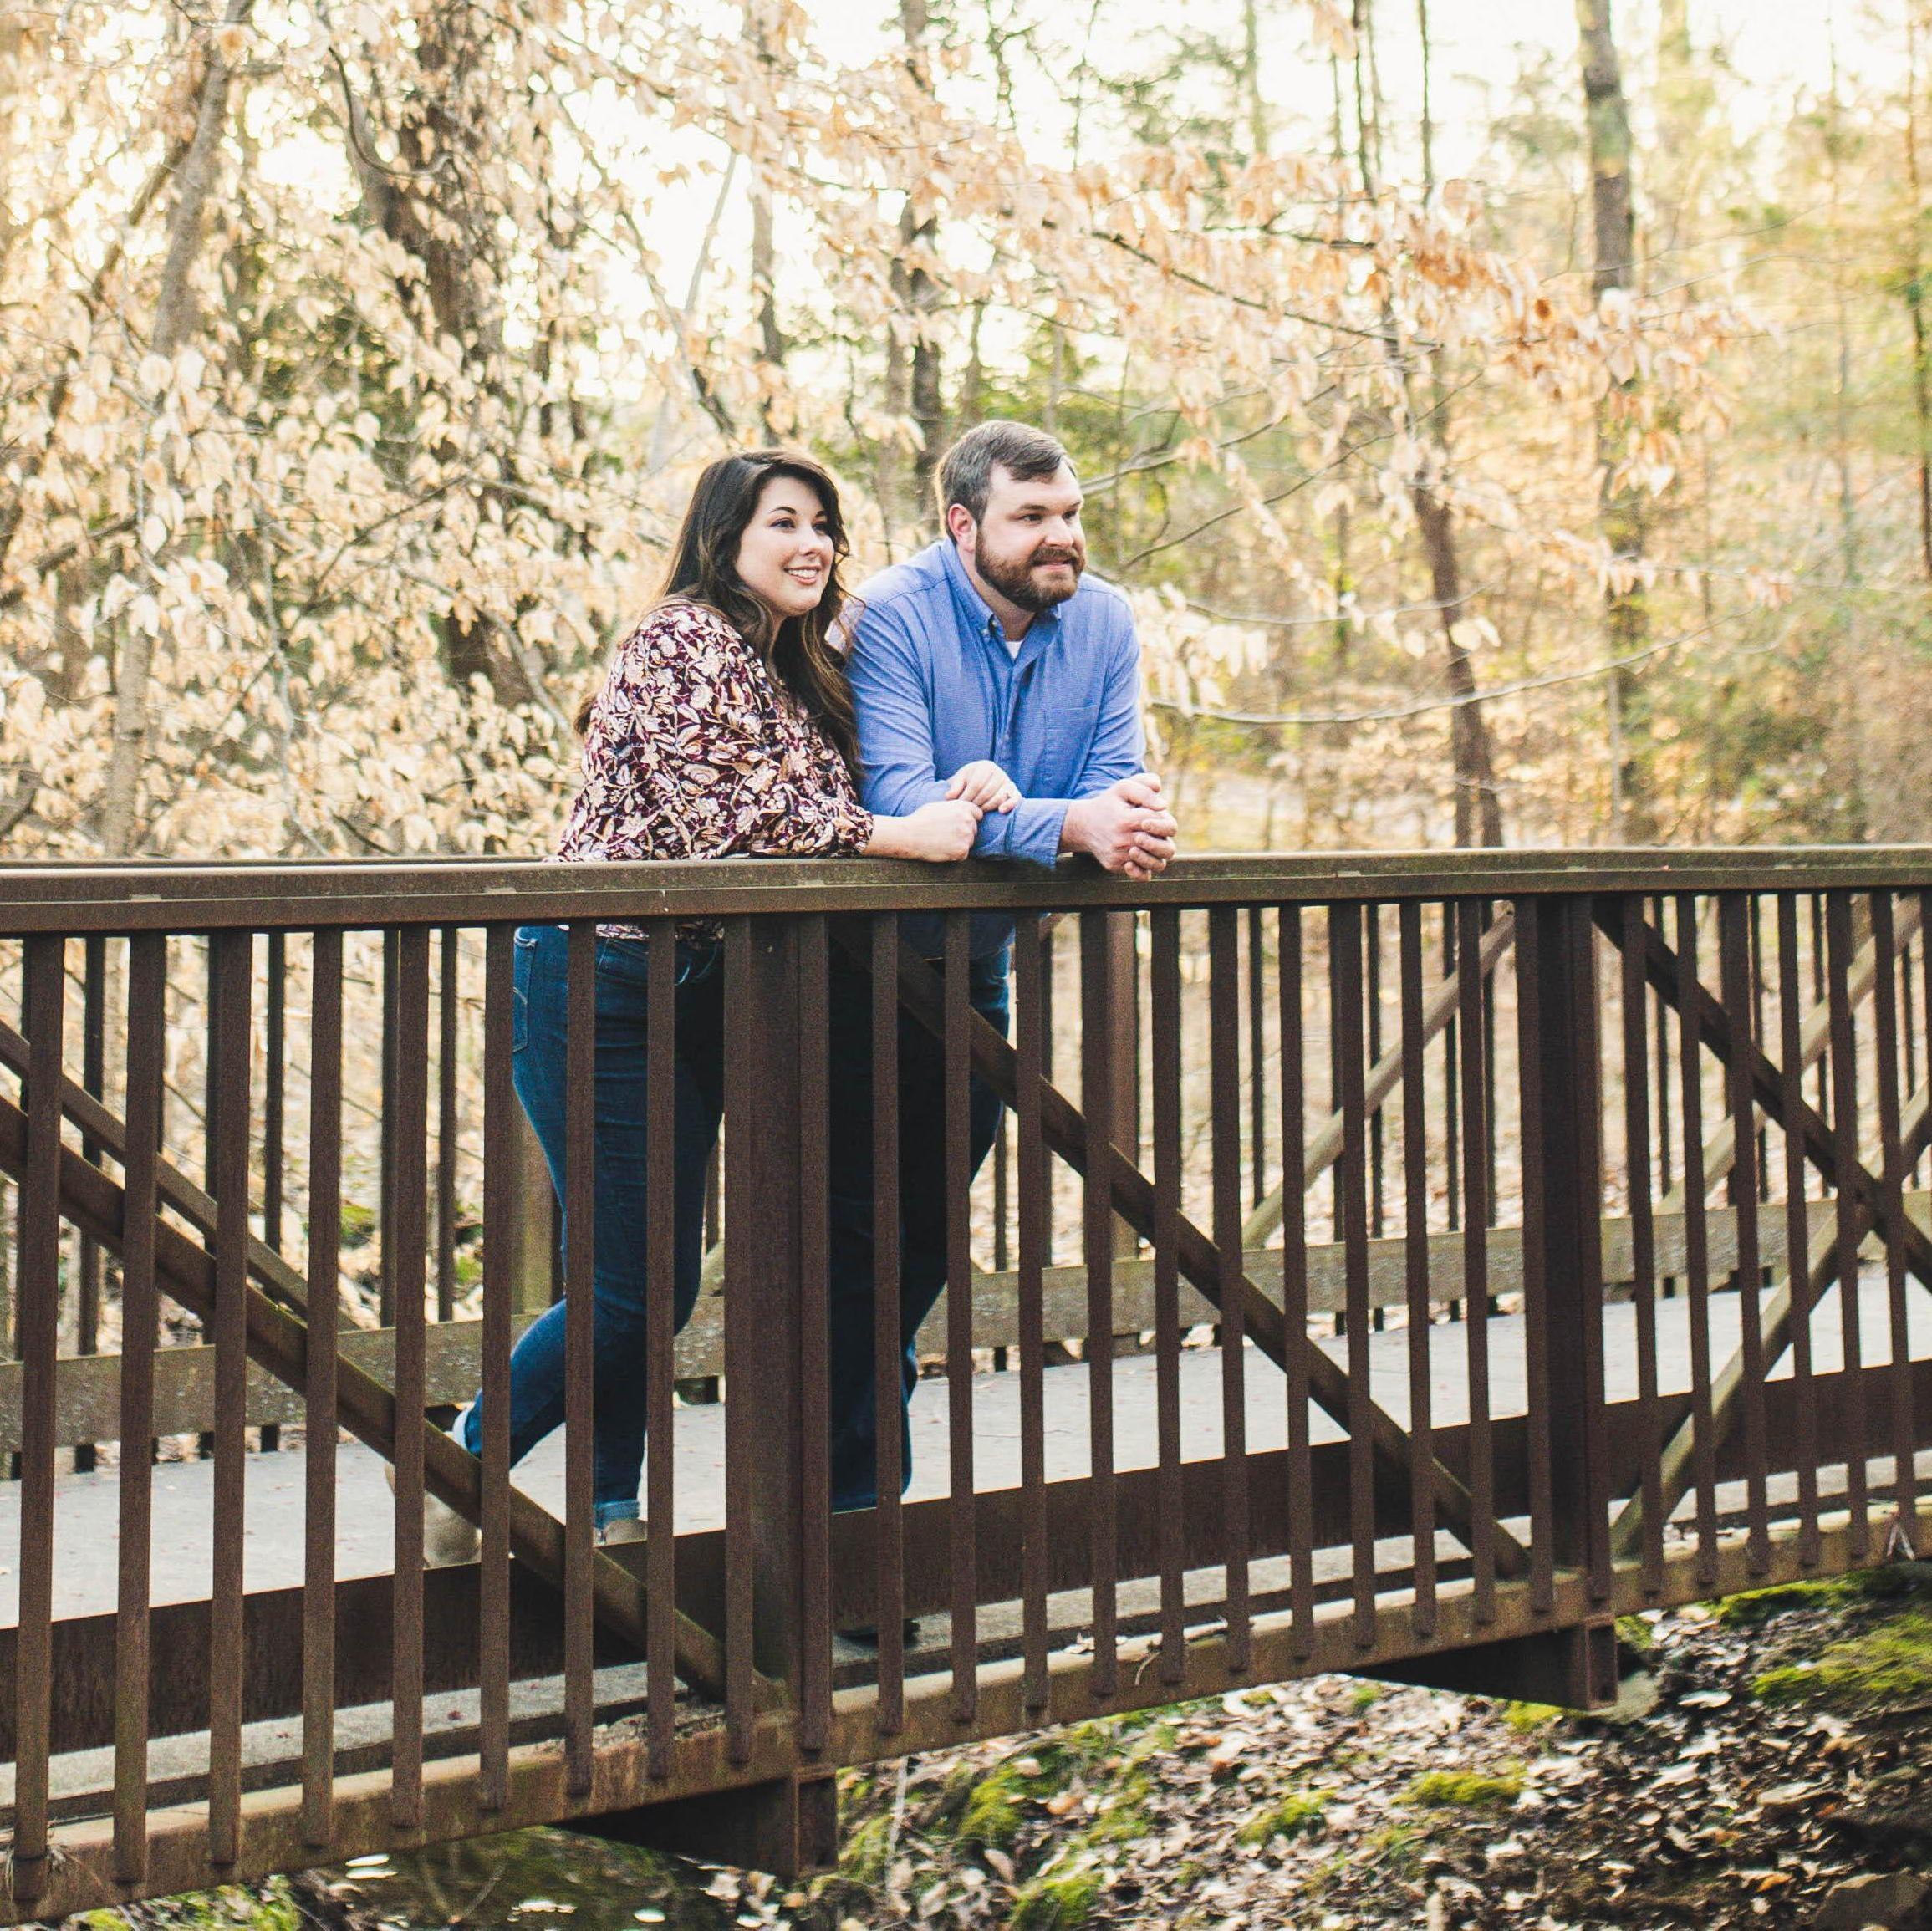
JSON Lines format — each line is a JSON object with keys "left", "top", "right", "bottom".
{"left": 938, "top": 420, "right": 1073, "bottom": 525}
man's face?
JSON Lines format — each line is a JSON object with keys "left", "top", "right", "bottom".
{"left": 955, "top": 462, "right": 1086, "bottom": 614}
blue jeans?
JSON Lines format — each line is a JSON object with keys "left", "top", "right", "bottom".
{"left": 825, "top": 943, "right": 1009, "bottom": 1511}
{"left": 457, "top": 923, "right": 725, "bottom": 1526}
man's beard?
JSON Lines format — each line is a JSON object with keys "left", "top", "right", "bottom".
{"left": 974, "top": 538, "right": 1084, "bottom": 613}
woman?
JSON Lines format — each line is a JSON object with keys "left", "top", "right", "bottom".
{"left": 426, "top": 450, "right": 983, "bottom": 1562}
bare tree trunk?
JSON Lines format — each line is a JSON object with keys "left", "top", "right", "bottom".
{"left": 333, "top": 8, "right": 538, "bottom": 706}
{"left": 1827, "top": 49, "right": 1859, "bottom": 588}
{"left": 1907, "top": 7, "right": 1932, "bottom": 578}
{"left": 1576, "top": 0, "right": 1651, "bottom": 839}
{"left": 1413, "top": 483, "right": 1502, "bottom": 848}
{"left": 1406, "top": 0, "right": 1504, "bottom": 847}
{"left": 746, "top": 0, "right": 787, "bottom": 436}
{"left": 0, "top": 74, "right": 191, "bottom": 579}
{"left": 879, "top": 0, "right": 943, "bottom": 539}
{"left": 151, "top": 2, "right": 252, "bottom": 359}
{"left": 102, "top": 1, "right": 252, "bottom": 858}
{"left": 1241, "top": 0, "right": 1268, "bottom": 160}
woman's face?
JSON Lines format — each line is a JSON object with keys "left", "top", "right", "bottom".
{"left": 735, "top": 474, "right": 836, "bottom": 619}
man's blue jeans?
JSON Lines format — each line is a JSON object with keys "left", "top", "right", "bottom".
{"left": 456, "top": 924, "right": 724, "bottom": 1527}
{"left": 825, "top": 942, "right": 1009, "bottom": 1511}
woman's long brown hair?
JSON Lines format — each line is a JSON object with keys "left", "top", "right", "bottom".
{"left": 576, "top": 449, "right": 863, "bottom": 772}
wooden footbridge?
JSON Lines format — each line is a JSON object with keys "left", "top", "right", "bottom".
{"left": 2, "top": 852, "right": 1929, "bottom": 1922}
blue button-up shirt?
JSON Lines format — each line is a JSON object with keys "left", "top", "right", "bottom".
{"left": 847, "top": 538, "right": 1146, "bottom": 956}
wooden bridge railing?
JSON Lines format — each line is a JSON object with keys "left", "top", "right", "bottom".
{"left": 2, "top": 850, "right": 1930, "bottom": 1920}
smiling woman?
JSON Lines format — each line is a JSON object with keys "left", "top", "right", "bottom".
{"left": 427, "top": 448, "right": 985, "bottom": 1556}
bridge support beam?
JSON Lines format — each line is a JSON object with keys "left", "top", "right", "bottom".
{"left": 1364, "top": 1617, "right": 1622, "bottom": 1712}
{"left": 567, "top": 1770, "right": 840, "bottom": 1881}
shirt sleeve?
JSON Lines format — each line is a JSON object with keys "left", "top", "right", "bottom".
{"left": 589, "top": 605, "right": 872, "bottom": 859}
{"left": 987, "top": 606, "right": 1147, "bottom": 865}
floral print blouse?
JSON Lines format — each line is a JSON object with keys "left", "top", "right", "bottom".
{"left": 557, "top": 599, "right": 874, "bottom": 938}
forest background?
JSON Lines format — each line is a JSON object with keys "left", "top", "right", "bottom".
{"left": 0, "top": 0, "right": 1922, "bottom": 866}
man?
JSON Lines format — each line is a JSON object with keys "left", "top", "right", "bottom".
{"left": 828, "top": 419, "right": 1177, "bottom": 1512}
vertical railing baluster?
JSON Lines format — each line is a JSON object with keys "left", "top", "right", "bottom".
{"left": 1751, "top": 895, "right": 1771, "bottom": 1207}
{"left": 1079, "top": 911, "right": 1118, "bottom": 1696}
{"left": 380, "top": 927, "right": 399, "bottom": 1327}
{"left": 1442, "top": 909, "right": 1460, "bottom": 1251}
{"left": 869, "top": 915, "right": 905, "bottom": 1732}
{"left": 1826, "top": 890, "right": 1868, "bottom": 1555}
{"left": 1247, "top": 904, "right": 1267, "bottom": 1207}
{"left": 1675, "top": 894, "right": 1718, "bottom": 1586}
{"left": 1618, "top": 896, "right": 1664, "bottom": 1597}
{"left": 115, "top": 930, "right": 165, "bottom": 1884}
{"left": 436, "top": 928, "right": 459, "bottom": 1323}
{"left": 1278, "top": 905, "right": 1315, "bottom": 1658}
{"left": 303, "top": 929, "right": 343, "bottom": 1850}
{"left": 1566, "top": 899, "right": 1612, "bottom": 1607}
{"left": 1015, "top": 916, "right": 1049, "bottom": 1715}
{"left": 75, "top": 931, "right": 104, "bottom": 1472}
{"left": 10, "top": 932, "right": 64, "bottom": 1912}
{"left": 1869, "top": 893, "right": 1919, "bottom": 1531}
{"left": 796, "top": 914, "right": 832, "bottom": 1755}
{"left": 644, "top": 918, "right": 680, "bottom": 1775}
{"left": 1812, "top": 893, "right": 1830, "bottom": 1126}
{"left": 1654, "top": 898, "right": 1674, "bottom": 1273}
{"left": 1039, "top": 923, "right": 1055, "bottom": 1270}
{"left": 1399, "top": 903, "right": 1435, "bottom": 1637}
{"left": 1512, "top": 903, "right": 1556, "bottom": 1616}
{"left": 207, "top": 927, "right": 252, "bottom": 1864}
{"left": 1367, "top": 903, "right": 1384, "bottom": 1251}
{"left": 478, "top": 925, "right": 517, "bottom": 1811}
{"left": 1331, "top": 902, "right": 1374, "bottom": 1647}
{"left": 1720, "top": 897, "right": 1771, "bottom": 1573}
{"left": 561, "top": 923, "right": 597, "bottom": 1794}
{"left": 1209, "top": 905, "right": 1249, "bottom": 1672}
{"left": 1456, "top": 899, "right": 1496, "bottom": 1625}
{"left": 265, "top": 928, "right": 286, "bottom": 1264}
{"left": 261, "top": 930, "right": 286, "bottom": 1459}
{"left": 388, "top": 928, "right": 432, "bottom": 1825}
{"left": 1777, "top": 896, "right": 1821, "bottom": 1568}
{"left": 942, "top": 910, "right": 977, "bottom": 1721}
{"left": 1150, "top": 907, "right": 1185, "bottom": 1683}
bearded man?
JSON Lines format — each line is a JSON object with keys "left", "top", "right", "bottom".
{"left": 827, "top": 420, "right": 1178, "bottom": 1525}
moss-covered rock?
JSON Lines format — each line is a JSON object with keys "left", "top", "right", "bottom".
{"left": 1403, "top": 1765, "right": 1525, "bottom": 1809}
{"left": 1615, "top": 1613, "right": 1658, "bottom": 1655}
{"left": 1009, "top": 1868, "right": 1102, "bottom": 1929}
{"left": 1751, "top": 1611, "right": 1932, "bottom": 1711}
{"left": 842, "top": 1811, "right": 897, "bottom": 1887}
{"left": 1502, "top": 1700, "right": 1562, "bottom": 1735}
{"left": 1717, "top": 1563, "right": 1931, "bottom": 1627}
{"left": 1236, "top": 1786, "right": 1332, "bottom": 1846}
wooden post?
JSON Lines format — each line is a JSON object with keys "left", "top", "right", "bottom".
{"left": 721, "top": 914, "right": 806, "bottom": 1699}
{"left": 1517, "top": 896, "right": 1612, "bottom": 1595}
{"left": 1107, "top": 911, "right": 1140, "bottom": 1259}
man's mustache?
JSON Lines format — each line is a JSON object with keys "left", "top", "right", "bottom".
{"left": 1028, "top": 548, "right": 1082, "bottom": 568}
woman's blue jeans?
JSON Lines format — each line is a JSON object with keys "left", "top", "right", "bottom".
{"left": 456, "top": 924, "right": 724, "bottom": 1526}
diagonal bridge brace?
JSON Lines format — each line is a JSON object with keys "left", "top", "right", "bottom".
{"left": 0, "top": 1011, "right": 343, "bottom": 1328}
{"left": 0, "top": 1084, "right": 736, "bottom": 1700}
{"left": 1239, "top": 907, "right": 1518, "bottom": 1251}
{"left": 1597, "top": 901, "right": 1932, "bottom": 1560}
{"left": 859, "top": 928, "right": 1532, "bottom": 1582}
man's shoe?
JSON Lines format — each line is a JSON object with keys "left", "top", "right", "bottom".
{"left": 598, "top": 1516, "right": 648, "bottom": 1546}
{"left": 842, "top": 1618, "right": 922, "bottom": 1648}
{"left": 424, "top": 1490, "right": 482, "bottom": 1567}
{"left": 384, "top": 1460, "right": 481, "bottom": 1567}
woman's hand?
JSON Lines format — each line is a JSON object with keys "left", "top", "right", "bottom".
{"left": 865, "top": 797, "right": 984, "bottom": 863}
{"left": 945, "top": 759, "right": 1021, "bottom": 813}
